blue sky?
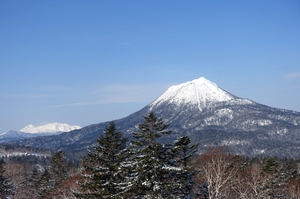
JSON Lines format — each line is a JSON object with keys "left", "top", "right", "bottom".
{"left": 1, "top": 0, "right": 299, "bottom": 133}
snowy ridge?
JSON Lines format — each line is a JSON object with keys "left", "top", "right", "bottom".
{"left": 20, "top": 122, "right": 81, "bottom": 134}
{"left": 150, "top": 77, "right": 237, "bottom": 111}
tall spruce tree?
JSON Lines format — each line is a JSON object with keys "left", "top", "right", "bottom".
{"left": 172, "top": 136, "right": 198, "bottom": 198}
{"left": 38, "top": 169, "right": 51, "bottom": 198}
{"left": 49, "top": 150, "right": 68, "bottom": 188}
{"left": 76, "top": 121, "right": 128, "bottom": 199}
{"left": 27, "top": 166, "right": 40, "bottom": 198}
{"left": 125, "top": 112, "right": 174, "bottom": 198}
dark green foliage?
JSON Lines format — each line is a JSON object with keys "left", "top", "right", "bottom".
{"left": 76, "top": 121, "right": 128, "bottom": 198}
{"left": 132, "top": 112, "right": 171, "bottom": 141}
{"left": 25, "top": 150, "right": 69, "bottom": 199}
{"left": 49, "top": 150, "right": 68, "bottom": 188}
{"left": 171, "top": 136, "right": 198, "bottom": 197}
{"left": 27, "top": 166, "right": 40, "bottom": 197}
{"left": 260, "top": 157, "right": 298, "bottom": 198}
{"left": 38, "top": 169, "right": 51, "bottom": 198}
{"left": 262, "top": 157, "right": 279, "bottom": 174}
{"left": 125, "top": 112, "right": 182, "bottom": 198}
{"left": 173, "top": 136, "right": 199, "bottom": 167}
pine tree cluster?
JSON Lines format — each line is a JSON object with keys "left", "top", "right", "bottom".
{"left": 75, "top": 112, "right": 198, "bottom": 199}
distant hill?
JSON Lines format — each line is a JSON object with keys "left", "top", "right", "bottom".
{"left": 9, "top": 77, "right": 300, "bottom": 159}
{"left": 20, "top": 122, "right": 81, "bottom": 134}
{"left": 0, "top": 123, "right": 81, "bottom": 143}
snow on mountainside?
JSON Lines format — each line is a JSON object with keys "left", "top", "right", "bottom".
{"left": 20, "top": 123, "right": 81, "bottom": 134}
{"left": 150, "top": 77, "right": 241, "bottom": 111}
{"left": 8, "top": 77, "right": 300, "bottom": 159}
{"left": 0, "top": 123, "right": 82, "bottom": 143}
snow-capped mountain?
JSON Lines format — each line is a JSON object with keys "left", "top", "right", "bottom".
{"left": 0, "top": 123, "right": 81, "bottom": 143}
{"left": 9, "top": 77, "right": 300, "bottom": 159}
{"left": 20, "top": 123, "right": 81, "bottom": 134}
{"left": 150, "top": 77, "right": 237, "bottom": 111}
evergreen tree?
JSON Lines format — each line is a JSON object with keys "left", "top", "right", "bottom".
{"left": 35, "top": 150, "right": 69, "bottom": 198}
{"left": 76, "top": 121, "right": 128, "bottom": 199}
{"left": 49, "top": 150, "right": 68, "bottom": 188}
{"left": 260, "top": 157, "right": 285, "bottom": 198}
{"left": 171, "top": 136, "right": 198, "bottom": 198}
{"left": 38, "top": 169, "right": 51, "bottom": 198}
{"left": 125, "top": 112, "right": 174, "bottom": 198}
{"left": 260, "top": 157, "right": 299, "bottom": 198}
{"left": 27, "top": 166, "right": 40, "bottom": 197}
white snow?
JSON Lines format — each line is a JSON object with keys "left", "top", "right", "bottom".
{"left": 215, "top": 108, "right": 234, "bottom": 118}
{"left": 0, "top": 152, "right": 51, "bottom": 158}
{"left": 0, "top": 132, "right": 7, "bottom": 136}
{"left": 274, "top": 128, "right": 288, "bottom": 135}
{"left": 242, "top": 120, "right": 272, "bottom": 127}
{"left": 150, "top": 77, "right": 236, "bottom": 111}
{"left": 254, "top": 149, "right": 266, "bottom": 154}
{"left": 231, "top": 98, "right": 254, "bottom": 105}
{"left": 221, "top": 140, "right": 250, "bottom": 146}
{"left": 20, "top": 122, "right": 81, "bottom": 134}
{"left": 257, "top": 120, "right": 272, "bottom": 126}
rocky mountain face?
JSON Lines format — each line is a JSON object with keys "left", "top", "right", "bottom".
{"left": 9, "top": 77, "right": 300, "bottom": 159}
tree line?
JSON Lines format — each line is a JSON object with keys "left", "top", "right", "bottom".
{"left": 1, "top": 112, "right": 300, "bottom": 198}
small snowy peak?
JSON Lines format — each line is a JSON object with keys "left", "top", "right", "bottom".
{"left": 20, "top": 123, "right": 81, "bottom": 134}
{"left": 150, "top": 77, "right": 236, "bottom": 110}
{"left": 20, "top": 125, "right": 36, "bottom": 133}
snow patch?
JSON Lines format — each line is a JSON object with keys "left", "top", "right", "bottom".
{"left": 254, "top": 149, "right": 266, "bottom": 154}
{"left": 258, "top": 120, "right": 272, "bottom": 126}
{"left": 243, "top": 120, "right": 272, "bottom": 127}
{"left": 222, "top": 140, "right": 250, "bottom": 146}
{"left": 204, "top": 108, "right": 234, "bottom": 125}
{"left": 275, "top": 128, "right": 288, "bottom": 135}
{"left": 215, "top": 108, "right": 233, "bottom": 119}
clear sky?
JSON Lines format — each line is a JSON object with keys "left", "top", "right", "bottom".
{"left": 1, "top": 0, "right": 300, "bottom": 133}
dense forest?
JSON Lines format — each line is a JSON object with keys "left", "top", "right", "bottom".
{"left": 1, "top": 112, "right": 300, "bottom": 198}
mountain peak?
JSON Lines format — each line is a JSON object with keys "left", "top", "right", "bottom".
{"left": 9, "top": 77, "right": 300, "bottom": 159}
{"left": 20, "top": 122, "right": 81, "bottom": 134}
{"left": 150, "top": 77, "right": 237, "bottom": 111}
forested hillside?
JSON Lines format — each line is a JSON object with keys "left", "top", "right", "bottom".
{"left": 1, "top": 113, "right": 300, "bottom": 198}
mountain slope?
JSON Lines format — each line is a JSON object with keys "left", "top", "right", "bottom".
{"left": 9, "top": 77, "right": 300, "bottom": 158}
{"left": 0, "top": 130, "right": 37, "bottom": 143}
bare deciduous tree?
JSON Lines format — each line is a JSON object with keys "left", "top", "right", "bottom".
{"left": 288, "top": 178, "right": 300, "bottom": 199}
{"left": 231, "top": 162, "right": 264, "bottom": 199}
{"left": 194, "top": 146, "right": 240, "bottom": 199}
